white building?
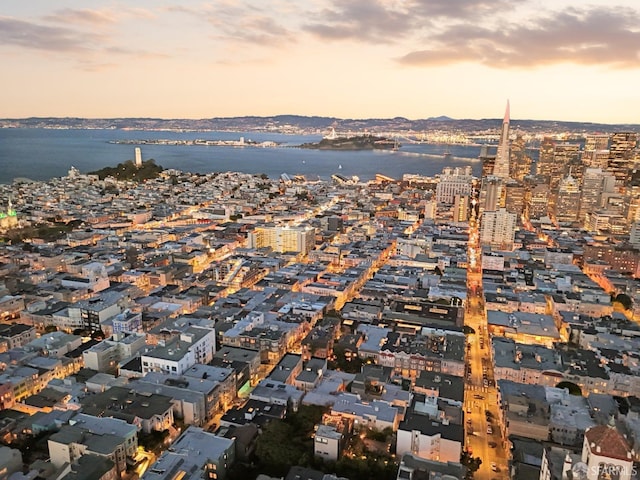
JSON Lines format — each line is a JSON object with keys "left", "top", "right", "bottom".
{"left": 83, "top": 332, "right": 146, "bottom": 373}
{"left": 546, "top": 424, "right": 636, "bottom": 480}
{"left": 330, "top": 393, "right": 399, "bottom": 432}
{"left": 435, "top": 167, "right": 473, "bottom": 204}
{"left": 141, "top": 326, "right": 215, "bottom": 376}
{"left": 141, "top": 427, "right": 234, "bottom": 480}
{"left": 480, "top": 208, "right": 517, "bottom": 251}
{"left": 314, "top": 424, "right": 345, "bottom": 461}
{"left": 396, "top": 395, "right": 464, "bottom": 463}
{"left": 579, "top": 425, "right": 634, "bottom": 480}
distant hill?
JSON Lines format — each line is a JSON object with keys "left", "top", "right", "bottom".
{"left": 1, "top": 114, "right": 639, "bottom": 135}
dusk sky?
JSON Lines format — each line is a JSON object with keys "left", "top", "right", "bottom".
{"left": 2, "top": 0, "right": 640, "bottom": 123}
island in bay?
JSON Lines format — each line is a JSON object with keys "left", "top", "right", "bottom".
{"left": 298, "top": 134, "right": 399, "bottom": 150}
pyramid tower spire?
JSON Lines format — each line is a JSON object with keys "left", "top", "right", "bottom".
{"left": 492, "top": 100, "right": 512, "bottom": 179}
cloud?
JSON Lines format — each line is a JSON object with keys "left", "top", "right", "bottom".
{"left": 169, "top": 3, "right": 294, "bottom": 46}
{"left": 0, "top": 14, "right": 165, "bottom": 69}
{"left": 410, "top": 0, "right": 524, "bottom": 20}
{"left": 44, "top": 8, "right": 117, "bottom": 26}
{"left": 304, "top": 0, "right": 413, "bottom": 43}
{"left": 398, "top": 6, "right": 640, "bottom": 68}
{"left": 0, "top": 16, "right": 101, "bottom": 53}
{"left": 302, "top": 0, "right": 523, "bottom": 43}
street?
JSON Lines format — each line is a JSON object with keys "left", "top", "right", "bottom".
{"left": 464, "top": 218, "right": 509, "bottom": 479}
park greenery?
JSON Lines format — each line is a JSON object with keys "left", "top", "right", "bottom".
{"left": 89, "top": 159, "right": 163, "bottom": 181}
{"left": 228, "top": 405, "right": 398, "bottom": 480}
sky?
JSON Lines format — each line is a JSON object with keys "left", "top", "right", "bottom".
{"left": 1, "top": 0, "right": 640, "bottom": 123}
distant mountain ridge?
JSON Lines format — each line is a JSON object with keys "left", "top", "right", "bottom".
{"left": 1, "top": 114, "right": 638, "bottom": 134}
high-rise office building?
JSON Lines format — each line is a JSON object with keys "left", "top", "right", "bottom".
{"left": 579, "top": 168, "right": 616, "bottom": 226}
{"left": 582, "top": 134, "right": 610, "bottom": 169}
{"left": 480, "top": 144, "right": 496, "bottom": 178}
{"left": 480, "top": 208, "right": 517, "bottom": 251}
{"left": 508, "top": 134, "right": 532, "bottom": 182}
{"left": 555, "top": 173, "right": 580, "bottom": 224}
{"left": 550, "top": 143, "right": 581, "bottom": 190}
{"left": 504, "top": 181, "right": 525, "bottom": 216}
{"left": 525, "top": 182, "right": 551, "bottom": 222}
{"left": 608, "top": 132, "right": 638, "bottom": 189}
{"left": 492, "top": 101, "right": 511, "bottom": 179}
{"left": 453, "top": 194, "right": 471, "bottom": 223}
{"left": 479, "top": 176, "right": 504, "bottom": 215}
{"left": 536, "top": 137, "right": 555, "bottom": 182}
{"left": 626, "top": 169, "right": 640, "bottom": 224}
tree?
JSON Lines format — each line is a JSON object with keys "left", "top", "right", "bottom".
{"left": 556, "top": 381, "right": 582, "bottom": 396}
{"left": 463, "top": 325, "right": 476, "bottom": 335}
{"left": 125, "top": 246, "right": 140, "bottom": 268}
{"left": 614, "top": 293, "right": 633, "bottom": 311}
{"left": 254, "top": 405, "right": 326, "bottom": 476}
{"left": 460, "top": 450, "right": 482, "bottom": 479}
{"left": 91, "top": 329, "right": 105, "bottom": 340}
{"left": 255, "top": 421, "right": 301, "bottom": 475}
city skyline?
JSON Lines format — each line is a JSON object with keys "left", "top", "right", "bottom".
{"left": 2, "top": 0, "right": 640, "bottom": 123}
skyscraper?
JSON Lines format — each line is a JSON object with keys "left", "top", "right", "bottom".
{"left": 555, "top": 173, "right": 580, "bottom": 224}
{"left": 536, "top": 137, "right": 555, "bottom": 182}
{"left": 525, "top": 182, "right": 551, "bottom": 222}
{"left": 508, "top": 134, "right": 532, "bottom": 182}
{"left": 492, "top": 101, "right": 511, "bottom": 179}
{"left": 582, "top": 134, "right": 610, "bottom": 169}
{"left": 479, "top": 176, "right": 504, "bottom": 214}
{"left": 504, "top": 180, "right": 525, "bottom": 216}
{"left": 579, "top": 168, "right": 616, "bottom": 226}
{"left": 550, "top": 143, "right": 581, "bottom": 190}
{"left": 608, "top": 132, "right": 637, "bottom": 190}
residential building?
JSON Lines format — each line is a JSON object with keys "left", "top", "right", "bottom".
{"left": 0, "top": 323, "right": 36, "bottom": 351}
{"left": 141, "top": 326, "right": 215, "bottom": 376}
{"left": 141, "top": 427, "right": 235, "bottom": 480}
{"left": 480, "top": 208, "right": 517, "bottom": 251}
{"left": 48, "top": 418, "right": 137, "bottom": 477}
{"left": 396, "top": 453, "right": 466, "bottom": 480}
{"left": 79, "top": 386, "right": 174, "bottom": 434}
{"left": 248, "top": 224, "right": 315, "bottom": 254}
{"left": 396, "top": 394, "right": 463, "bottom": 463}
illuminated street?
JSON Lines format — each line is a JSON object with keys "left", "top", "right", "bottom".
{"left": 464, "top": 217, "right": 509, "bottom": 479}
